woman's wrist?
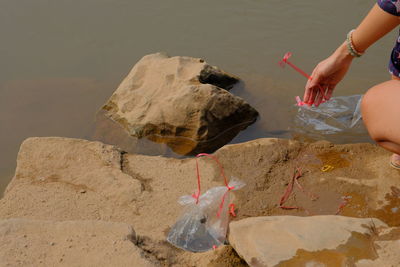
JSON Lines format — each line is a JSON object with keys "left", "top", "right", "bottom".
{"left": 333, "top": 42, "right": 355, "bottom": 63}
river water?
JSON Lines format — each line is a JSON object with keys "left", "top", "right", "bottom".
{"left": 0, "top": 0, "right": 396, "bottom": 193}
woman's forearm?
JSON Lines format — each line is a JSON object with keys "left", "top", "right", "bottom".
{"left": 352, "top": 4, "right": 400, "bottom": 53}
{"left": 304, "top": 2, "right": 400, "bottom": 105}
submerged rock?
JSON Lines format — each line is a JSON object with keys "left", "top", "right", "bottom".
{"left": 229, "top": 215, "right": 386, "bottom": 267}
{"left": 102, "top": 52, "right": 258, "bottom": 155}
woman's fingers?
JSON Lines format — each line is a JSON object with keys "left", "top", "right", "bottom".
{"left": 305, "top": 68, "right": 317, "bottom": 102}
{"left": 312, "top": 84, "right": 335, "bottom": 106}
{"left": 305, "top": 81, "right": 318, "bottom": 104}
{"left": 305, "top": 67, "right": 326, "bottom": 105}
{"left": 326, "top": 84, "right": 336, "bottom": 100}
{"left": 308, "top": 87, "right": 318, "bottom": 106}
{"left": 304, "top": 76, "right": 315, "bottom": 103}
{"left": 303, "top": 87, "right": 311, "bottom": 103}
{"left": 315, "top": 87, "right": 325, "bottom": 106}
{"left": 313, "top": 90, "right": 320, "bottom": 106}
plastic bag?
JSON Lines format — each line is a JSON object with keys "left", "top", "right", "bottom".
{"left": 293, "top": 95, "right": 368, "bottom": 142}
{"left": 166, "top": 154, "right": 245, "bottom": 252}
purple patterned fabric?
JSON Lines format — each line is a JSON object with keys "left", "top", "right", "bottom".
{"left": 377, "top": 0, "right": 400, "bottom": 76}
{"left": 378, "top": 0, "right": 400, "bottom": 16}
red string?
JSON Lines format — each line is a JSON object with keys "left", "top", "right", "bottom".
{"left": 279, "top": 52, "right": 327, "bottom": 105}
{"left": 279, "top": 168, "right": 318, "bottom": 210}
{"left": 229, "top": 204, "right": 236, "bottom": 217}
{"left": 336, "top": 196, "right": 351, "bottom": 215}
{"left": 216, "top": 187, "right": 235, "bottom": 218}
{"left": 294, "top": 174, "right": 319, "bottom": 201}
{"left": 287, "top": 61, "right": 312, "bottom": 80}
{"left": 279, "top": 168, "right": 302, "bottom": 209}
{"left": 193, "top": 153, "right": 235, "bottom": 217}
{"left": 296, "top": 96, "right": 305, "bottom": 106}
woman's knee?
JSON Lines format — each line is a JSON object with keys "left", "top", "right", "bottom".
{"left": 361, "top": 86, "right": 381, "bottom": 141}
{"left": 361, "top": 80, "right": 400, "bottom": 142}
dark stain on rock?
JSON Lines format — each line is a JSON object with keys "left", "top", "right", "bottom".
{"left": 341, "top": 188, "right": 400, "bottom": 227}
{"left": 199, "top": 65, "right": 239, "bottom": 90}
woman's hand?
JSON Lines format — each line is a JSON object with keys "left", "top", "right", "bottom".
{"left": 304, "top": 42, "right": 354, "bottom": 106}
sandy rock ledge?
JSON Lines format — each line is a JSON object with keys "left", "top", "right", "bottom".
{"left": 0, "top": 218, "right": 154, "bottom": 266}
{"left": 1, "top": 136, "right": 400, "bottom": 266}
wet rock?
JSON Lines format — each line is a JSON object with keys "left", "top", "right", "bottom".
{"left": 356, "top": 227, "right": 400, "bottom": 267}
{"left": 0, "top": 218, "right": 155, "bottom": 266}
{"left": 229, "top": 215, "right": 387, "bottom": 267}
{"left": 198, "top": 64, "right": 239, "bottom": 90}
{"left": 91, "top": 110, "right": 171, "bottom": 157}
{"left": 102, "top": 52, "right": 258, "bottom": 155}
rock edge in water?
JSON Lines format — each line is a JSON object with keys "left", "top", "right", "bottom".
{"left": 102, "top": 52, "right": 259, "bottom": 155}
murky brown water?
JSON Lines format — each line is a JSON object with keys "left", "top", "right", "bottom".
{"left": 0, "top": 0, "right": 396, "bottom": 193}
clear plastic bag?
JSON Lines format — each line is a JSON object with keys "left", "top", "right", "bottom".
{"left": 166, "top": 154, "right": 245, "bottom": 252}
{"left": 293, "top": 95, "right": 369, "bottom": 143}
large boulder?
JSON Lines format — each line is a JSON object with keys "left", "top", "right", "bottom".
{"left": 229, "top": 215, "right": 387, "bottom": 267}
{"left": 102, "top": 53, "right": 259, "bottom": 155}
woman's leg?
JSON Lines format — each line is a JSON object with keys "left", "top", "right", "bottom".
{"left": 361, "top": 79, "right": 400, "bottom": 162}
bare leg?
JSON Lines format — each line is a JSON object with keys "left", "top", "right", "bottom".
{"left": 361, "top": 78, "right": 400, "bottom": 168}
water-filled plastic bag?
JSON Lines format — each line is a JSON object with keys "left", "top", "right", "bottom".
{"left": 293, "top": 95, "right": 368, "bottom": 142}
{"left": 167, "top": 178, "right": 244, "bottom": 252}
{"left": 167, "top": 153, "right": 245, "bottom": 252}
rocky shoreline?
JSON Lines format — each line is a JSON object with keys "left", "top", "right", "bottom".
{"left": 1, "top": 54, "right": 400, "bottom": 266}
{"left": 0, "top": 137, "right": 400, "bottom": 266}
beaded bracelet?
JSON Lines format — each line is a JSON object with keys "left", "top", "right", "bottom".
{"left": 346, "top": 29, "right": 364, "bottom": 58}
